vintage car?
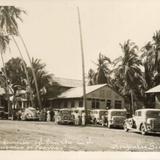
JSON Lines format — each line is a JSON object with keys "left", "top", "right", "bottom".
{"left": 55, "top": 108, "right": 75, "bottom": 125}
{"left": 90, "top": 109, "right": 108, "bottom": 125}
{"left": 21, "top": 107, "right": 39, "bottom": 121}
{"left": 124, "top": 109, "right": 160, "bottom": 135}
{"left": 107, "top": 109, "right": 127, "bottom": 128}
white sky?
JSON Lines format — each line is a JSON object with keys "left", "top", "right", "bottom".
{"left": 2, "top": 0, "right": 160, "bottom": 80}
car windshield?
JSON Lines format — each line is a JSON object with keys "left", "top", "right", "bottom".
{"left": 111, "top": 111, "right": 126, "bottom": 116}
{"left": 60, "top": 110, "right": 71, "bottom": 115}
{"left": 146, "top": 111, "right": 160, "bottom": 118}
{"left": 99, "top": 111, "right": 108, "bottom": 115}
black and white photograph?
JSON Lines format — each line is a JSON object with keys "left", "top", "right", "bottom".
{"left": 1, "top": 0, "right": 160, "bottom": 155}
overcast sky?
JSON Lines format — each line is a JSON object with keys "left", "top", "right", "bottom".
{"left": 3, "top": 0, "right": 160, "bottom": 80}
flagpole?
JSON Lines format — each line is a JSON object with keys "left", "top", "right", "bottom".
{"left": 77, "top": 7, "right": 87, "bottom": 125}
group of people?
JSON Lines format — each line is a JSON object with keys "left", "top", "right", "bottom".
{"left": 38, "top": 108, "right": 55, "bottom": 122}
{"left": 72, "top": 110, "right": 86, "bottom": 126}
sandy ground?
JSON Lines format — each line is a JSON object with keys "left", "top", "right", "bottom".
{"left": 0, "top": 120, "right": 160, "bottom": 151}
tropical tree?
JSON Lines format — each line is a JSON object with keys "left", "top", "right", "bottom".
{"left": 87, "top": 69, "right": 96, "bottom": 85}
{"left": 141, "top": 42, "right": 155, "bottom": 89}
{"left": 88, "top": 53, "right": 111, "bottom": 85}
{"left": 152, "top": 30, "right": 160, "bottom": 85}
{"left": 0, "top": 6, "right": 42, "bottom": 109}
{"left": 5, "top": 57, "right": 27, "bottom": 87}
{"left": 0, "top": 6, "right": 25, "bottom": 35}
{"left": 27, "top": 58, "right": 53, "bottom": 107}
{"left": 113, "top": 40, "right": 143, "bottom": 113}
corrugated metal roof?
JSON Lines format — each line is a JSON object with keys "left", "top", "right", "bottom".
{"left": 52, "top": 77, "right": 82, "bottom": 88}
{"left": 58, "top": 84, "right": 107, "bottom": 98}
{"left": 145, "top": 85, "right": 160, "bottom": 93}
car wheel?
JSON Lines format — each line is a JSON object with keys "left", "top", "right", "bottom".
{"left": 124, "top": 123, "right": 129, "bottom": 132}
{"left": 140, "top": 124, "right": 146, "bottom": 135}
{"left": 21, "top": 116, "right": 26, "bottom": 121}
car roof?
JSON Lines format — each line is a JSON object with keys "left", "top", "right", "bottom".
{"left": 108, "top": 109, "right": 126, "bottom": 112}
{"left": 26, "top": 107, "right": 36, "bottom": 110}
{"left": 91, "top": 109, "right": 108, "bottom": 111}
{"left": 59, "top": 108, "right": 72, "bottom": 111}
{"left": 136, "top": 108, "right": 160, "bottom": 112}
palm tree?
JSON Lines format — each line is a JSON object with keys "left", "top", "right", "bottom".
{"left": 87, "top": 69, "right": 96, "bottom": 85}
{"left": 0, "top": 6, "right": 25, "bottom": 35}
{"left": 141, "top": 42, "right": 155, "bottom": 89}
{"left": 113, "top": 40, "right": 143, "bottom": 113}
{"left": 0, "top": 6, "right": 42, "bottom": 109}
{"left": 94, "top": 53, "right": 111, "bottom": 84}
{"left": 152, "top": 30, "right": 160, "bottom": 85}
{"left": 11, "top": 36, "right": 34, "bottom": 107}
{"left": 0, "top": 34, "right": 11, "bottom": 115}
{"left": 27, "top": 58, "right": 53, "bottom": 107}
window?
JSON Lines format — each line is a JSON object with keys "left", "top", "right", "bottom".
{"left": 92, "top": 99, "right": 100, "bottom": 109}
{"left": 64, "top": 101, "right": 68, "bottom": 108}
{"left": 79, "top": 100, "right": 83, "bottom": 107}
{"left": 106, "top": 100, "right": 111, "bottom": 109}
{"left": 137, "top": 111, "right": 141, "bottom": 116}
{"left": 92, "top": 99, "right": 96, "bottom": 109}
{"left": 115, "top": 100, "right": 122, "bottom": 109}
{"left": 71, "top": 101, "right": 75, "bottom": 108}
{"left": 96, "top": 101, "right": 100, "bottom": 109}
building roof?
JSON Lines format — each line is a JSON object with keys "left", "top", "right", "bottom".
{"left": 57, "top": 84, "right": 107, "bottom": 99}
{"left": 52, "top": 77, "right": 82, "bottom": 88}
{"left": 145, "top": 85, "right": 160, "bottom": 93}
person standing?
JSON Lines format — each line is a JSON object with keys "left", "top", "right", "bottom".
{"left": 73, "top": 111, "right": 78, "bottom": 125}
{"left": 50, "top": 109, "right": 54, "bottom": 121}
{"left": 47, "top": 110, "right": 51, "bottom": 121}
{"left": 81, "top": 111, "right": 86, "bottom": 126}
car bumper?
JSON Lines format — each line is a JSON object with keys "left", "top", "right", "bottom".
{"left": 58, "top": 120, "right": 74, "bottom": 124}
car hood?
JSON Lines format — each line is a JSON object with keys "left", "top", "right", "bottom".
{"left": 147, "top": 118, "right": 160, "bottom": 123}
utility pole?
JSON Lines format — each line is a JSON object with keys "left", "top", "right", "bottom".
{"left": 77, "top": 7, "right": 87, "bottom": 125}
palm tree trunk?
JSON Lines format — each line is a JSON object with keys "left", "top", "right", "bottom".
{"left": 6, "top": 14, "right": 42, "bottom": 110}
{"left": 0, "top": 51, "right": 10, "bottom": 119}
{"left": 18, "top": 34, "right": 42, "bottom": 109}
{"left": 131, "top": 90, "right": 134, "bottom": 115}
{"left": 11, "top": 35, "right": 34, "bottom": 108}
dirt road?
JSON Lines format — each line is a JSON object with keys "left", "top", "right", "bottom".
{"left": 0, "top": 120, "right": 160, "bottom": 151}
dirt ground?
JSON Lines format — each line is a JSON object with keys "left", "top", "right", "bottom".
{"left": 1, "top": 120, "right": 160, "bottom": 151}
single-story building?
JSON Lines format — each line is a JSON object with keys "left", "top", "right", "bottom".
{"left": 48, "top": 84, "right": 125, "bottom": 110}
{"left": 146, "top": 85, "right": 160, "bottom": 109}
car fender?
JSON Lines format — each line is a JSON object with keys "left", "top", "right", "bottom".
{"left": 139, "top": 122, "right": 147, "bottom": 131}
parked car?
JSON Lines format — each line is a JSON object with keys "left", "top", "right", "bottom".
{"left": 90, "top": 109, "right": 108, "bottom": 125}
{"left": 107, "top": 109, "right": 127, "bottom": 128}
{"left": 55, "top": 108, "right": 74, "bottom": 125}
{"left": 21, "top": 107, "right": 39, "bottom": 121}
{"left": 124, "top": 109, "right": 160, "bottom": 135}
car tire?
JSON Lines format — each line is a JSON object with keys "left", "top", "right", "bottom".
{"left": 21, "top": 116, "right": 26, "bottom": 121}
{"left": 140, "top": 124, "right": 146, "bottom": 135}
{"left": 124, "top": 123, "right": 129, "bottom": 132}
